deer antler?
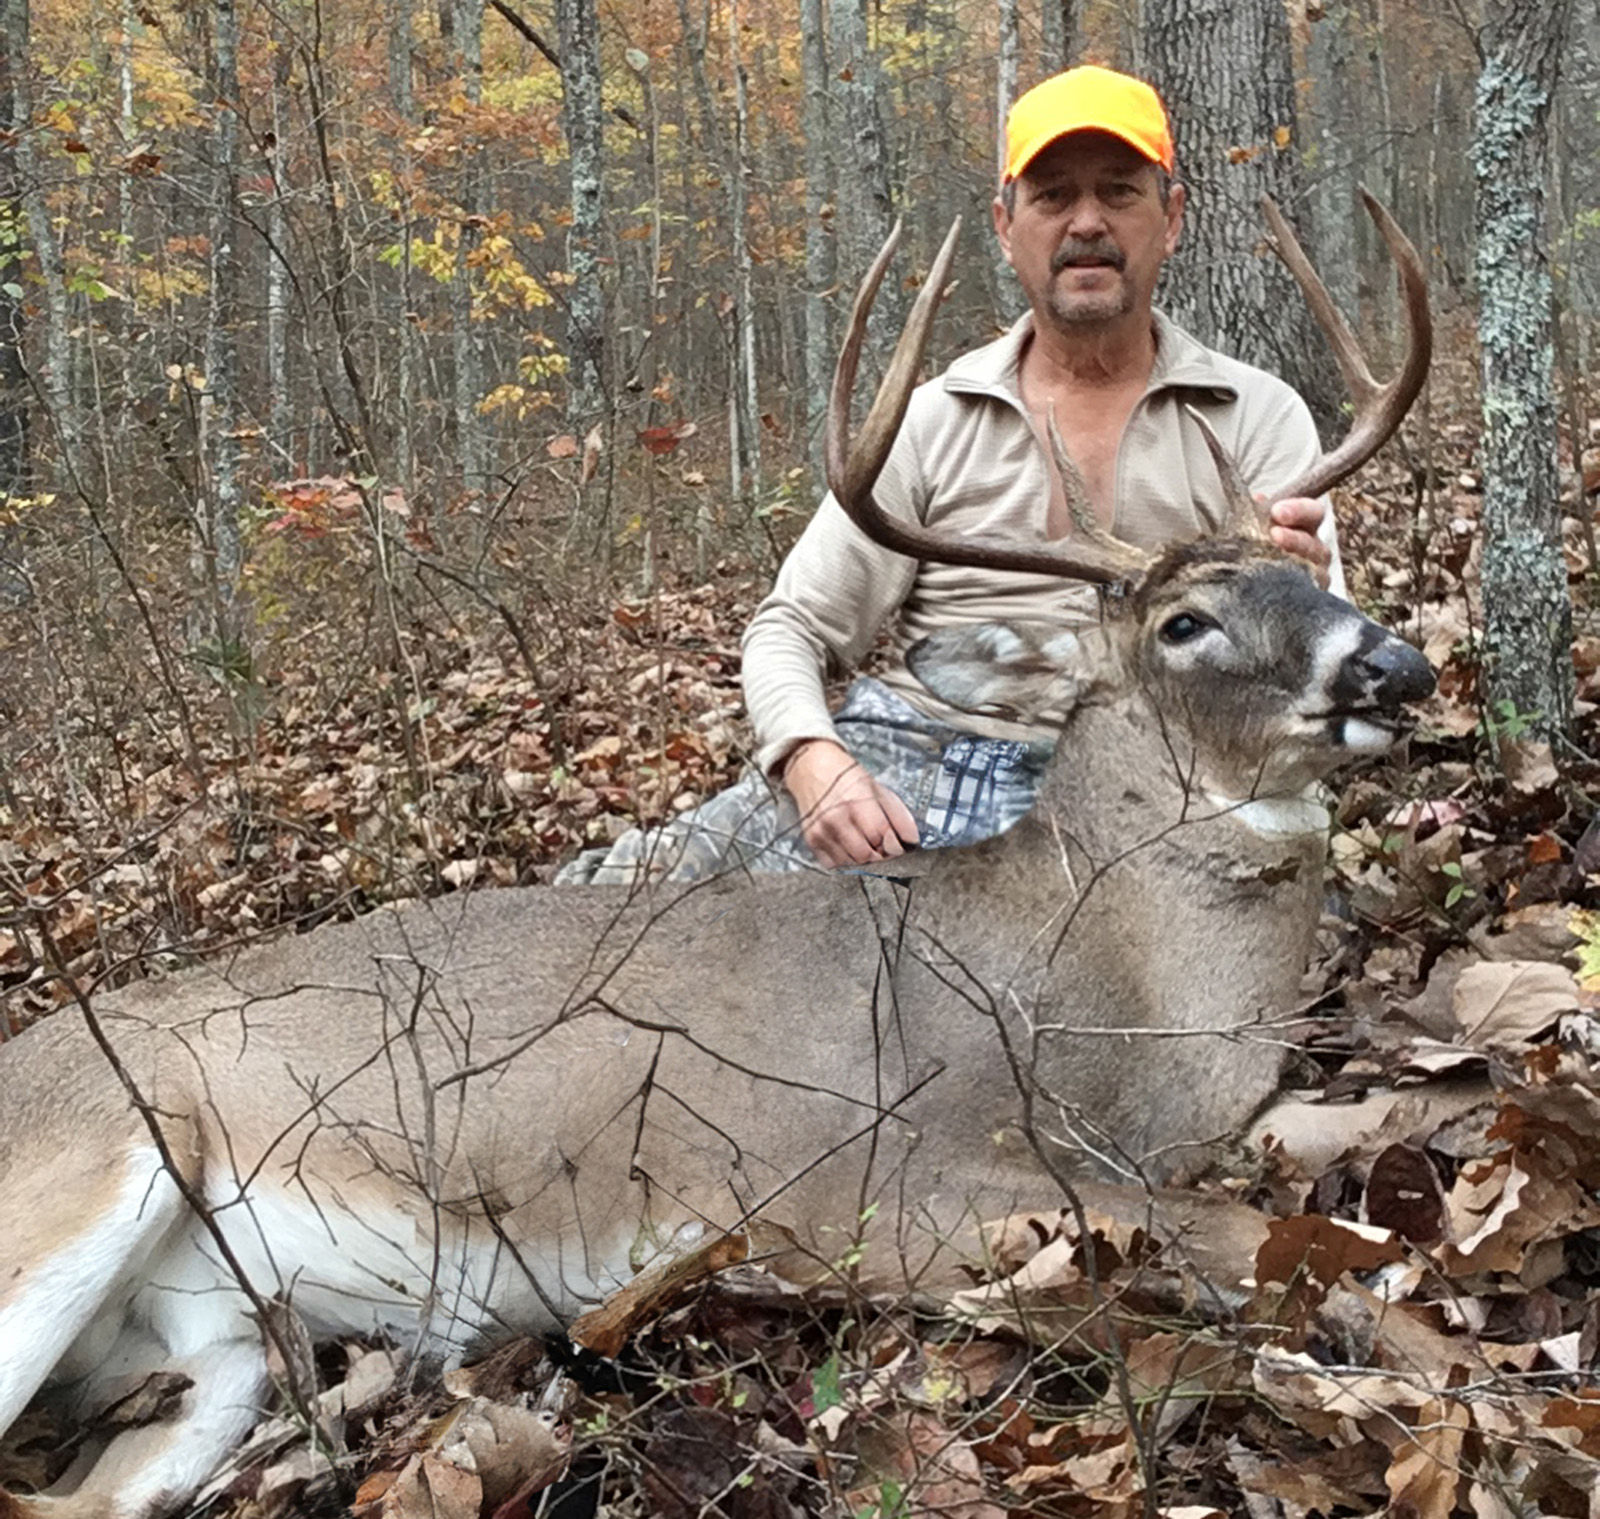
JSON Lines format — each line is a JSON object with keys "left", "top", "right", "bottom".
{"left": 1262, "top": 188, "right": 1432, "bottom": 501}
{"left": 827, "top": 219, "right": 1153, "bottom": 586}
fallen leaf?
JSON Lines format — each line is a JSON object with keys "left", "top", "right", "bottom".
{"left": 1385, "top": 1393, "right": 1468, "bottom": 1519}
{"left": 1452, "top": 961, "right": 1577, "bottom": 1048}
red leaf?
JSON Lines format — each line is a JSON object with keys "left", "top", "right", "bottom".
{"left": 637, "top": 421, "right": 698, "bottom": 456}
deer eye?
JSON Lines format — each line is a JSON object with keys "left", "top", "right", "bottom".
{"left": 1160, "top": 612, "right": 1210, "bottom": 644}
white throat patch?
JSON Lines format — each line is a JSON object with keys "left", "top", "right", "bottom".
{"left": 1203, "top": 789, "right": 1331, "bottom": 837}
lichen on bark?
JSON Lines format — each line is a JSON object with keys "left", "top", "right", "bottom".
{"left": 1472, "top": 0, "right": 1576, "bottom": 746}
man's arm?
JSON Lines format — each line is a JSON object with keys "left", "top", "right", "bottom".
{"left": 741, "top": 444, "right": 927, "bottom": 865}
{"left": 778, "top": 739, "right": 919, "bottom": 867}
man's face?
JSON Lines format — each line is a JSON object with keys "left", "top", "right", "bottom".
{"left": 993, "top": 132, "right": 1184, "bottom": 332}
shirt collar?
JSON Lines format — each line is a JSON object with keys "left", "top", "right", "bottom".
{"left": 943, "top": 309, "right": 1240, "bottom": 403}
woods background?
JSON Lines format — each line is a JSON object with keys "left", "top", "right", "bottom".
{"left": 0, "top": 0, "right": 1596, "bottom": 996}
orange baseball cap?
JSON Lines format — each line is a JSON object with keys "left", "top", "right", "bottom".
{"left": 1004, "top": 65, "right": 1174, "bottom": 181}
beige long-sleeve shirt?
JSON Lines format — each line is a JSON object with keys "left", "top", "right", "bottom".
{"left": 741, "top": 310, "right": 1342, "bottom": 775}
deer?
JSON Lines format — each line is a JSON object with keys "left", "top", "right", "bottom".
{"left": 0, "top": 194, "right": 1433, "bottom": 1519}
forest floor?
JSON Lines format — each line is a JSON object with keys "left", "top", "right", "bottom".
{"left": 5, "top": 402, "right": 1600, "bottom": 1517}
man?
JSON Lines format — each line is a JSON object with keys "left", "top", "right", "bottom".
{"left": 559, "top": 64, "right": 1338, "bottom": 886}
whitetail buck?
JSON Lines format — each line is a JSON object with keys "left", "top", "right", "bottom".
{"left": 0, "top": 195, "right": 1432, "bottom": 1519}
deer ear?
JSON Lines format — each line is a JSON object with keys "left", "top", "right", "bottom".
{"left": 906, "top": 624, "right": 1085, "bottom": 722}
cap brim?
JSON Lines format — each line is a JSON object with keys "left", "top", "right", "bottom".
{"left": 1007, "top": 123, "right": 1169, "bottom": 181}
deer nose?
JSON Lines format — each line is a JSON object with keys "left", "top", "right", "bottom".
{"left": 1357, "top": 636, "right": 1435, "bottom": 709}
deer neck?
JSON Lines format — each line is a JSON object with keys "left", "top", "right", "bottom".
{"left": 1029, "top": 690, "right": 1330, "bottom": 853}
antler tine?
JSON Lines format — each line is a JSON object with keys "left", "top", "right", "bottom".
{"left": 1184, "top": 405, "right": 1271, "bottom": 540}
{"left": 1261, "top": 189, "right": 1433, "bottom": 501}
{"left": 1045, "top": 405, "right": 1160, "bottom": 568}
{"left": 827, "top": 218, "right": 1153, "bottom": 587}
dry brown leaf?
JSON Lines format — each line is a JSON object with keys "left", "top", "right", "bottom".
{"left": 853, "top": 1409, "right": 1004, "bottom": 1519}
{"left": 1255, "top": 1213, "right": 1404, "bottom": 1292}
{"left": 1499, "top": 738, "right": 1559, "bottom": 796}
{"left": 1114, "top": 1331, "right": 1244, "bottom": 1442}
{"left": 1451, "top": 960, "right": 1577, "bottom": 1048}
{"left": 436, "top": 1398, "right": 571, "bottom": 1517}
{"left": 1541, "top": 1392, "right": 1600, "bottom": 1457}
{"left": 1006, "top": 1435, "right": 1141, "bottom": 1502}
{"left": 1364, "top": 1143, "right": 1447, "bottom": 1244}
{"left": 1228, "top": 1433, "right": 1389, "bottom": 1510}
{"left": 369, "top": 1450, "right": 483, "bottom": 1519}
{"left": 1385, "top": 1394, "right": 1468, "bottom": 1519}
{"left": 1467, "top": 1479, "right": 1524, "bottom": 1518}
{"left": 1253, "top": 1346, "right": 1433, "bottom": 1440}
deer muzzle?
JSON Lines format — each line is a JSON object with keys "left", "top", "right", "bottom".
{"left": 1317, "top": 624, "right": 1435, "bottom": 753}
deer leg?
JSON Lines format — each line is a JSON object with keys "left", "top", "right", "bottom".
{"left": 0, "top": 1148, "right": 185, "bottom": 1437}
{"left": 0, "top": 1145, "right": 268, "bottom": 1519}
{"left": 7, "top": 1339, "right": 267, "bottom": 1519}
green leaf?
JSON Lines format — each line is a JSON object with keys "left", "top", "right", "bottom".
{"left": 811, "top": 1351, "right": 842, "bottom": 1414}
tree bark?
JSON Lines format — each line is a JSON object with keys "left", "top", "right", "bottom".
{"left": 994, "top": 0, "right": 1021, "bottom": 318}
{"left": 452, "top": 0, "right": 488, "bottom": 497}
{"left": 1144, "top": 0, "right": 1343, "bottom": 436}
{"left": 266, "top": 31, "right": 292, "bottom": 471}
{"left": 10, "top": 0, "right": 76, "bottom": 488}
{"left": 389, "top": 0, "right": 414, "bottom": 117}
{"left": 831, "top": 0, "right": 901, "bottom": 359}
{"left": 800, "top": 0, "right": 833, "bottom": 480}
{"left": 390, "top": 0, "right": 417, "bottom": 499}
{"left": 1474, "top": 0, "right": 1576, "bottom": 745}
{"left": 199, "top": 0, "right": 244, "bottom": 639}
{"left": 556, "top": 0, "right": 606, "bottom": 436}
{"left": 1303, "top": 1, "right": 1361, "bottom": 323}
{"left": 0, "top": 0, "right": 26, "bottom": 597}
{"left": 726, "top": 0, "right": 759, "bottom": 533}
{"left": 1041, "top": 0, "right": 1076, "bottom": 73}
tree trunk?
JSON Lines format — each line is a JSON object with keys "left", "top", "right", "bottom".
{"left": 556, "top": 0, "right": 606, "bottom": 436}
{"left": 0, "top": 0, "right": 26, "bottom": 597}
{"left": 1474, "top": 0, "right": 1576, "bottom": 745}
{"left": 115, "top": 0, "right": 136, "bottom": 454}
{"left": 726, "top": 0, "right": 759, "bottom": 539}
{"left": 994, "top": 0, "right": 1021, "bottom": 318}
{"left": 452, "top": 0, "right": 488, "bottom": 498}
{"left": 389, "top": 0, "right": 414, "bottom": 117}
{"left": 266, "top": 31, "right": 292, "bottom": 472}
{"left": 10, "top": 0, "right": 76, "bottom": 487}
{"left": 831, "top": 0, "right": 901, "bottom": 360}
{"left": 390, "top": 0, "right": 416, "bottom": 498}
{"left": 199, "top": 0, "right": 244, "bottom": 641}
{"left": 1144, "top": 0, "right": 1343, "bottom": 436}
{"left": 1041, "top": 0, "right": 1076, "bottom": 72}
{"left": 1303, "top": 1, "right": 1360, "bottom": 323}
{"left": 800, "top": 0, "right": 833, "bottom": 481}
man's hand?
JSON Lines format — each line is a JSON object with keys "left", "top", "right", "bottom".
{"left": 782, "top": 739, "right": 919, "bottom": 868}
{"left": 1266, "top": 496, "right": 1332, "bottom": 587}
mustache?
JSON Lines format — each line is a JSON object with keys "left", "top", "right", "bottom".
{"left": 1051, "top": 240, "right": 1126, "bottom": 273}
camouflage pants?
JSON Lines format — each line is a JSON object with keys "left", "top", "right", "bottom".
{"left": 554, "top": 678, "right": 1053, "bottom": 886}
